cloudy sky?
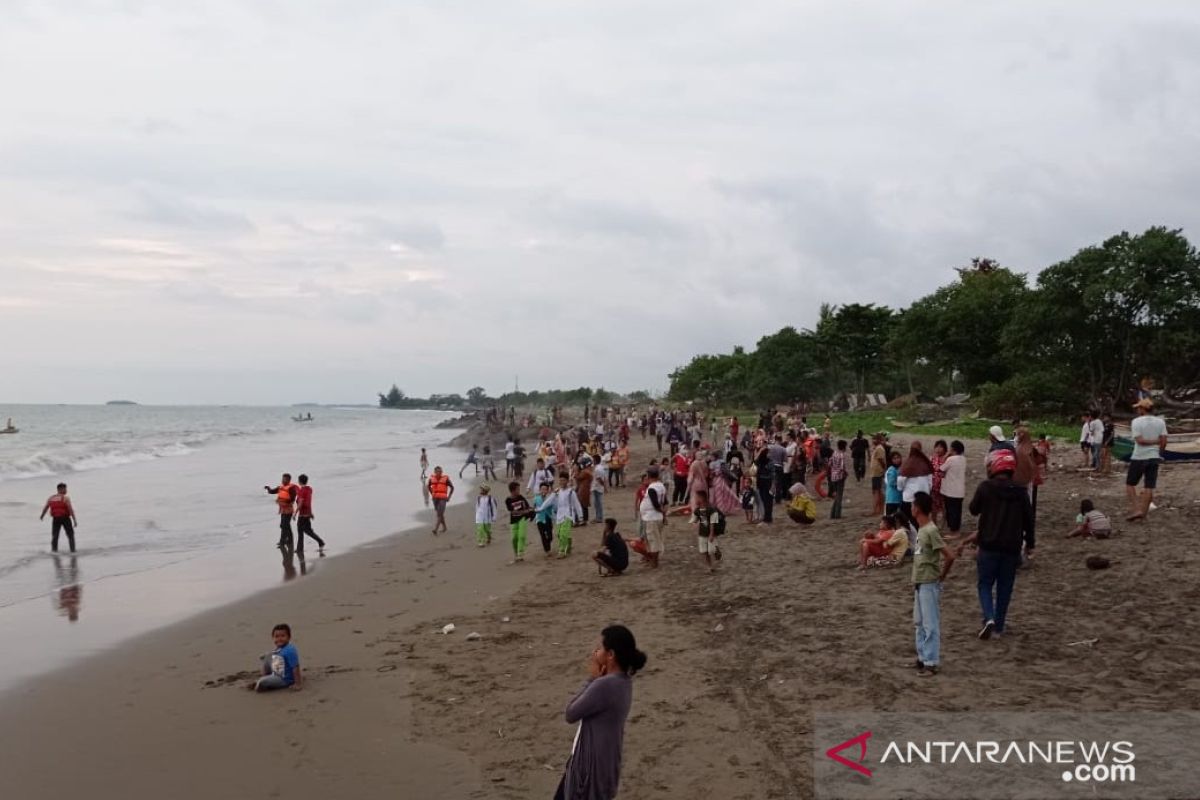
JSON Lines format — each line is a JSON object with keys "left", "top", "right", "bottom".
{"left": 2, "top": 1, "right": 1198, "bottom": 404}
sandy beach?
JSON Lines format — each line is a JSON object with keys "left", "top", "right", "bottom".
{"left": 3, "top": 431, "right": 1200, "bottom": 799}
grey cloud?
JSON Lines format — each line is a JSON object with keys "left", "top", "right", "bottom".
{"left": 532, "top": 192, "right": 690, "bottom": 242}
{"left": 356, "top": 216, "right": 446, "bottom": 251}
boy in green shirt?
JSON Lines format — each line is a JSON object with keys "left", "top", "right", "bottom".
{"left": 911, "top": 491, "right": 955, "bottom": 676}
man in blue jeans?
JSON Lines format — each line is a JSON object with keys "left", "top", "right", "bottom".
{"left": 960, "top": 449, "right": 1035, "bottom": 640}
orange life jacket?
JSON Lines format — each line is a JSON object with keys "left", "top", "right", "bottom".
{"left": 429, "top": 474, "right": 451, "bottom": 500}
{"left": 276, "top": 484, "right": 295, "bottom": 515}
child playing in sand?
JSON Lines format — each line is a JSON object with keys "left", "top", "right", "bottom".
{"left": 740, "top": 476, "right": 757, "bottom": 524}
{"left": 504, "top": 481, "right": 536, "bottom": 562}
{"left": 884, "top": 451, "right": 903, "bottom": 516}
{"left": 474, "top": 485, "right": 497, "bottom": 546}
{"left": 593, "top": 518, "right": 629, "bottom": 577}
{"left": 481, "top": 446, "right": 498, "bottom": 482}
{"left": 690, "top": 489, "right": 725, "bottom": 573}
{"left": 250, "top": 623, "right": 302, "bottom": 692}
{"left": 1067, "top": 499, "right": 1112, "bottom": 539}
{"left": 857, "top": 514, "right": 908, "bottom": 569}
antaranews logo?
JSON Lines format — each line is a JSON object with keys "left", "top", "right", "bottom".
{"left": 825, "top": 731, "right": 873, "bottom": 778}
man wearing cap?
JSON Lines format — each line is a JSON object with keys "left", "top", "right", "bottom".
{"left": 960, "top": 448, "right": 1034, "bottom": 640}
{"left": 1126, "top": 398, "right": 1168, "bottom": 522}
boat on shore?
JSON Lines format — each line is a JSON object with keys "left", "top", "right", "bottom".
{"left": 1111, "top": 426, "right": 1200, "bottom": 463}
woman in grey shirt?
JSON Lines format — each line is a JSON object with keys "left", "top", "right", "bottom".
{"left": 555, "top": 625, "right": 647, "bottom": 800}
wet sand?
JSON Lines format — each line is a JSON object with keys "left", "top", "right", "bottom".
{"left": 2, "top": 435, "right": 1199, "bottom": 799}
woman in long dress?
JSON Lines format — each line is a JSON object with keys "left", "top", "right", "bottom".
{"left": 556, "top": 626, "right": 648, "bottom": 800}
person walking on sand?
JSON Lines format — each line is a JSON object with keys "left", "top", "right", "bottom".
{"left": 547, "top": 474, "right": 584, "bottom": 558}
{"left": 690, "top": 489, "right": 725, "bottom": 573}
{"left": 1126, "top": 398, "right": 1168, "bottom": 522}
{"left": 534, "top": 481, "right": 557, "bottom": 557}
{"left": 419, "top": 448, "right": 429, "bottom": 480}
{"left": 265, "top": 473, "right": 298, "bottom": 550}
{"left": 554, "top": 625, "right": 647, "bottom": 800}
{"left": 911, "top": 491, "right": 955, "bottom": 676}
{"left": 867, "top": 433, "right": 887, "bottom": 516}
{"left": 474, "top": 485, "right": 497, "bottom": 547}
{"left": 639, "top": 466, "right": 668, "bottom": 568}
{"left": 576, "top": 460, "right": 595, "bottom": 525}
{"left": 959, "top": 450, "right": 1034, "bottom": 640}
{"left": 428, "top": 466, "right": 454, "bottom": 534}
{"left": 294, "top": 474, "right": 325, "bottom": 555}
{"left": 40, "top": 482, "right": 79, "bottom": 553}
{"left": 850, "top": 430, "right": 869, "bottom": 483}
{"left": 939, "top": 441, "right": 967, "bottom": 535}
{"left": 459, "top": 445, "right": 480, "bottom": 479}
{"left": 828, "top": 440, "right": 849, "bottom": 519}
{"left": 504, "top": 482, "right": 536, "bottom": 563}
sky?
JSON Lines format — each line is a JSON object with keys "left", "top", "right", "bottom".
{"left": 2, "top": 0, "right": 1199, "bottom": 405}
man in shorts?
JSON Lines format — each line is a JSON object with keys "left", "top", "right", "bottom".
{"left": 1126, "top": 398, "right": 1167, "bottom": 522}
{"left": 639, "top": 466, "right": 668, "bottom": 568}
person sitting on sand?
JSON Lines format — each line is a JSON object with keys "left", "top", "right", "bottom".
{"left": 786, "top": 481, "right": 816, "bottom": 525}
{"left": 554, "top": 625, "right": 647, "bottom": 800}
{"left": 858, "top": 514, "right": 908, "bottom": 569}
{"left": 593, "top": 518, "right": 629, "bottom": 577}
{"left": 1067, "top": 499, "right": 1112, "bottom": 539}
{"left": 249, "top": 623, "right": 302, "bottom": 692}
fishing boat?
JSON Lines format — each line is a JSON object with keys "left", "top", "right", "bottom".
{"left": 1111, "top": 427, "right": 1200, "bottom": 463}
{"left": 0, "top": 427, "right": 17, "bottom": 435}
{"left": 292, "top": 414, "right": 314, "bottom": 423}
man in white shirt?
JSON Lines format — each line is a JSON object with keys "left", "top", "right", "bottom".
{"left": 527, "top": 459, "right": 557, "bottom": 494}
{"left": 1126, "top": 398, "right": 1168, "bottom": 522}
{"left": 504, "top": 439, "right": 516, "bottom": 478}
{"left": 1087, "top": 413, "right": 1105, "bottom": 470}
{"left": 639, "top": 466, "right": 668, "bottom": 568}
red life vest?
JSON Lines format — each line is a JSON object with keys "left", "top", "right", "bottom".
{"left": 276, "top": 484, "right": 295, "bottom": 515}
{"left": 429, "top": 474, "right": 451, "bottom": 500}
{"left": 48, "top": 495, "right": 70, "bottom": 518}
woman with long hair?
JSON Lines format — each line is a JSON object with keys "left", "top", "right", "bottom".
{"left": 555, "top": 625, "right": 648, "bottom": 800}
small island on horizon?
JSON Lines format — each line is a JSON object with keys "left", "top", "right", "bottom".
{"left": 105, "top": 400, "right": 138, "bottom": 405}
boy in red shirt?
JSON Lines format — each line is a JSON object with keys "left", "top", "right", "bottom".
{"left": 294, "top": 474, "right": 325, "bottom": 555}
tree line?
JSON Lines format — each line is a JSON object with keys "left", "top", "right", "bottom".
{"left": 378, "top": 384, "right": 655, "bottom": 410}
{"left": 667, "top": 227, "right": 1200, "bottom": 417}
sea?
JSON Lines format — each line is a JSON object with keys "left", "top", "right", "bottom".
{"left": 0, "top": 405, "right": 463, "bottom": 693}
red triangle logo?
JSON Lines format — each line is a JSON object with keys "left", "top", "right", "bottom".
{"left": 826, "top": 731, "right": 873, "bottom": 777}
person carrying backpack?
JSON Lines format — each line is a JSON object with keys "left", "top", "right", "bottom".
{"left": 690, "top": 489, "right": 726, "bottom": 573}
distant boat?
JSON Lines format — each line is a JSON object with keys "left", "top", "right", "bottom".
{"left": 0, "top": 427, "right": 17, "bottom": 435}
{"left": 292, "top": 414, "right": 314, "bottom": 422}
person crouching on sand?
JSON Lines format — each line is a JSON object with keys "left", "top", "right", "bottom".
{"left": 474, "top": 484, "right": 497, "bottom": 547}
{"left": 249, "top": 623, "right": 302, "bottom": 692}
{"left": 593, "top": 518, "right": 629, "bottom": 577}
{"left": 1067, "top": 499, "right": 1112, "bottom": 539}
{"left": 555, "top": 625, "right": 647, "bottom": 800}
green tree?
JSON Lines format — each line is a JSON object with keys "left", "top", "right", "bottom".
{"left": 466, "top": 386, "right": 489, "bottom": 406}
{"left": 378, "top": 384, "right": 406, "bottom": 408}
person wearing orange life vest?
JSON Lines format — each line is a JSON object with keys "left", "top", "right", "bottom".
{"left": 40, "top": 482, "right": 78, "bottom": 553}
{"left": 427, "top": 466, "right": 455, "bottom": 535}
{"left": 265, "top": 473, "right": 298, "bottom": 550}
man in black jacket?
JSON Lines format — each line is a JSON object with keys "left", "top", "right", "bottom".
{"left": 958, "top": 449, "right": 1035, "bottom": 640}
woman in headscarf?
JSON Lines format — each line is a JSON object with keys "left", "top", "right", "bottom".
{"left": 896, "top": 441, "right": 934, "bottom": 527}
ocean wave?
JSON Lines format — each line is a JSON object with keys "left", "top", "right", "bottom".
{"left": 0, "top": 442, "right": 197, "bottom": 483}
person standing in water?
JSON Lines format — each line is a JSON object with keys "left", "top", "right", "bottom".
{"left": 428, "top": 466, "right": 454, "bottom": 535}
{"left": 40, "top": 482, "right": 78, "bottom": 553}
{"left": 264, "top": 474, "right": 298, "bottom": 550}
{"left": 294, "top": 474, "right": 325, "bottom": 555}
{"left": 554, "top": 625, "right": 647, "bottom": 800}
{"left": 419, "top": 448, "right": 429, "bottom": 480}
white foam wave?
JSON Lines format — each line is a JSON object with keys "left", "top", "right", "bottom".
{"left": 0, "top": 442, "right": 197, "bottom": 482}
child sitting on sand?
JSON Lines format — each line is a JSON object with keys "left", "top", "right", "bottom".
{"left": 1067, "top": 499, "right": 1112, "bottom": 539}
{"left": 250, "top": 623, "right": 302, "bottom": 692}
{"left": 858, "top": 514, "right": 908, "bottom": 569}
{"left": 593, "top": 518, "right": 629, "bottom": 577}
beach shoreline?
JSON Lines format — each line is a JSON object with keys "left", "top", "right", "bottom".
{"left": 3, "top": 431, "right": 1199, "bottom": 799}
